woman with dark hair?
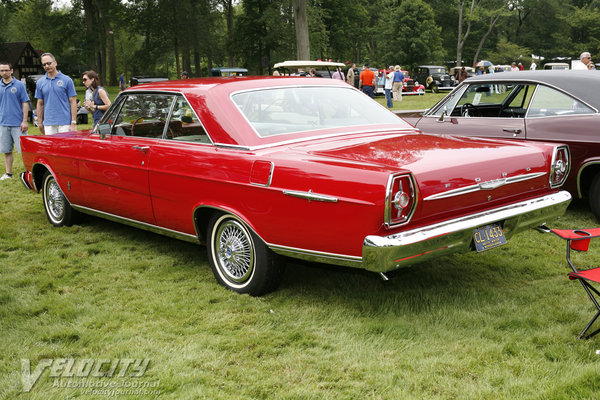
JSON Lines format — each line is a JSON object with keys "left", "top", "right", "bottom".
{"left": 82, "top": 70, "right": 111, "bottom": 126}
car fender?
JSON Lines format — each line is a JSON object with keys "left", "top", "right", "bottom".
{"left": 576, "top": 159, "right": 600, "bottom": 198}
{"left": 192, "top": 203, "right": 264, "bottom": 245}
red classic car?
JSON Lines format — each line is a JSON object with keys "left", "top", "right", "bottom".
{"left": 20, "top": 77, "right": 571, "bottom": 295}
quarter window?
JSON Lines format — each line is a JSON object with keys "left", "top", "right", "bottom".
{"left": 527, "top": 85, "right": 595, "bottom": 117}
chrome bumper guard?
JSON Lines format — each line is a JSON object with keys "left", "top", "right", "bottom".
{"left": 362, "top": 190, "right": 572, "bottom": 272}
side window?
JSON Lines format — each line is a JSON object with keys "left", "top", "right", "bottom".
{"left": 507, "top": 84, "right": 535, "bottom": 109}
{"left": 165, "top": 96, "right": 211, "bottom": 143}
{"left": 105, "top": 93, "right": 174, "bottom": 138}
{"left": 527, "top": 85, "right": 595, "bottom": 117}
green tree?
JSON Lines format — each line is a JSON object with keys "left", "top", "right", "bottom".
{"left": 380, "top": 0, "right": 444, "bottom": 68}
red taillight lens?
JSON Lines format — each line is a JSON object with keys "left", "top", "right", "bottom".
{"left": 550, "top": 145, "right": 570, "bottom": 188}
{"left": 385, "top": 173, "right": 417, "bottom": 227}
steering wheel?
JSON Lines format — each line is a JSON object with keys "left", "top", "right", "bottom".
{"left": 461, "top": 103, "right": 478, "bottom": 117}
{"left": 130, "top": 117, "right": 144, "bottom": 136}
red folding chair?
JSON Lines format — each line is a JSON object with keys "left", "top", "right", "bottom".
{"left": 548, "top": 227, "right": 600, "bottom": 339}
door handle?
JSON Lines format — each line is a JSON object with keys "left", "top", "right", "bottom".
{"left": 502, "top": 128, "right": 522, "bottom": 136}
{"left": 132, "top": 145, "right": 149, "bottom": 153}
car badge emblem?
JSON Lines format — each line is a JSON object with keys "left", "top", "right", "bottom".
{"left": 478, "top": 179, "right": 507, "bottom": 190}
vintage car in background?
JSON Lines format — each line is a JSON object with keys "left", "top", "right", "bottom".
{"left": 543, "top": 63, "right": 570, "bottom": 70}
{"left": 413, "top": 65, "right": 458, "bottom": 93}
{"left": 376, "top": 69, "right": 425, "bottom": 96}
{"left": 210, "top": 67, "right": 248, "bottom": 77}
{"left": 494, "top": 65, "right": 512, "bottom": 73}
{"left": 273, "top": 60, "right": 345, "bottom": 79}
{"left": 403, "top": 70, "right": 600, "bottom": 218}
{"left": 20, "top": 77, "right": 571, "bottom": 295}
{"left": 129, "top": 76, "right": 169, "bottom": 87}
{"left": 449, "top": 66, "right": 476, "bottom": 80}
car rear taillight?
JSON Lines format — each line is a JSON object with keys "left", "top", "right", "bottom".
{"left": 550, "top": 145, "right": 570, "bottom": 188}
{"left": 385, "top": 173, "right": 417, "bottom": 227}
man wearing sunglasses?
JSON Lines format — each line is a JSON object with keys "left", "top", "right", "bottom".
{"left": 0, "top": 61, "right": 29, "bottom": 181}
{"left": 35, "top": 53, "right": 77, "bottom": 135}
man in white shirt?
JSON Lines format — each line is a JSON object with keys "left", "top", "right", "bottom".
{"left": 573, "top": 52, "right": 592, "bottom": 70}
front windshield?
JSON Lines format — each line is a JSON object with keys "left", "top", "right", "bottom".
{"left": 231, "top": 86, "right": 401, "bottom": 137}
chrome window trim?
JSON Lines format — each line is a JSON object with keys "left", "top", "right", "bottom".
{"left": 525, "top": 84, "right": 596, "bottom": 119}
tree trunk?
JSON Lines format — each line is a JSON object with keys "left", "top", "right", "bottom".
{"left": 82, "top": 0, "right": 97, "bottom": 70}
{"left": 226, "top": 0, "right": 234, "bottom": 66}
{"left": 472, "top": 14, "right": 501, "bottom": 67}
{"left": 98, "top": 4, "right": 117, "bottom": 86}
{"left": 456, "top": 0, "right": 476, "bottom": 67}
{"left": 292, "top": 0, "right": 310, "bottom": 60}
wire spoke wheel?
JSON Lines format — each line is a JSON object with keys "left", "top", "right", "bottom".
{"left": 42, "top": 171, "right": 74, "bottom": 227}
{"left": 215, "top": 219, "right": 255, "bottom": 283}
{"left": 46, "top": 179, "right": 65, "bottom": 221}
{"left": 207, "top": 213, "right": 282, "bottom": 296}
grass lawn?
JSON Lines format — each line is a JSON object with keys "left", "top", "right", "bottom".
{"left": 3, "top": 87, "right": 600, "bottom": 399}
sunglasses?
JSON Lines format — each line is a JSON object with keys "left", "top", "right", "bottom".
{"left": 82, "top": 77, "right": 88, "bottom": 82}
{"left": 42, "top": 62, "right": 53, "bottom": 66}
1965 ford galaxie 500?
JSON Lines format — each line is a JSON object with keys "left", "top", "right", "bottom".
{"left": 20, "top": 77, "right": 571, "bottom": 295}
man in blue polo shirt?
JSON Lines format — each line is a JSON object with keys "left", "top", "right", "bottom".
{"left": 35, "top": 52, "right": 77, "bottom": 135}
{"left": 0, "top": 61, "right": 29, "bottom": 181}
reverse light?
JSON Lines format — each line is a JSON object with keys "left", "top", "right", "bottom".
{"left": 385, "top": 173, "right": 417, "bottom": 227}
{"left": 550, "top": 145, "right": 570, "bottom": 188}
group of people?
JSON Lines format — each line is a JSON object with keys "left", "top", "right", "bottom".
{"left": 346, "top": 63, "right": 405, "bottom": 108}
{"left": 0, "top": 52, "right": 111, "bottom": 181}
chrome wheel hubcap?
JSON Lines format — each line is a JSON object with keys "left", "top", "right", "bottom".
{"left": 46, "top": 179, "right": 64, "bottom": 221}
{"left": 215, "top": 219, "right": 254, "bottom": 283}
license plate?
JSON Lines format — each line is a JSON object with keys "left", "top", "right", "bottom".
{"left": 473, "top": 224, "right": 507, "bottom": 252}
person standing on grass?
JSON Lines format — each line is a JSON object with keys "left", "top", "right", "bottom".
{"left": 82, "top": 70, "right": 111, "bottom": 127}
{"left": 392, "top": 65, "right": 405, "bottom": 102}
{"left": 35, "top": 52, "right": 77, "bottom": 135}
{"left": 119, "top": 72, "right": 126, "bottom": 90}
{"left": 0, "top": 61, "right": 29, "bottom": 181}
{"left": 384, "top": 65, "right": 394, "bottom": 108}
{"left": 359, "top": 63, "right": 376, "bottom": 99}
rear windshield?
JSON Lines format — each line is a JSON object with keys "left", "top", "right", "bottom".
{"left": 231, "top": 86, "right": 401, "bottom": 137}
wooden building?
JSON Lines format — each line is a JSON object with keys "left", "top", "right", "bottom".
{"left": 0, "top": 42, "right": 44, "bottom": 79}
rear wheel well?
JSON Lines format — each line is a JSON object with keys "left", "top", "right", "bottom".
{"left": 578, "top": 164, "right": 600, "bottom": 198}
{"left": 32, "top": 164, "right": 50, "bottom": 192}
{"left": 194, "top": 207, "right": 219, "bottom": 244}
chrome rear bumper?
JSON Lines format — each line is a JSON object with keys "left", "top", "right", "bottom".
{"left": 362, "top": 190, "right": 572, "bottom": 272}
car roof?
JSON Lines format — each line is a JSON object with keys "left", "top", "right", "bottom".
{"left": 122, "top": 76, "right": 373, "bottom": 148}
{"left": 464, "top": 70, "right": 600, "bottom": 109}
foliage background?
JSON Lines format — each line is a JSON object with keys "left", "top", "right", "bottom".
{"left": 1, "top": 0, "right": 600, "bottom": 82}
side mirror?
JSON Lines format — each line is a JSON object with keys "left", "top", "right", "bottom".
{"left": 437, "top": 107, "right": 448, "bottom": 122}
{"left": 98, "top": 123, "right": 111, "bottom": 139}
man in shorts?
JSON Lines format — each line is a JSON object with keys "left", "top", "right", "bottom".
{"left": 35, "top": 52, "right": 77, "bottom": 135}
{"left": 0, "top": 61, "right": 29, "bottom": 181}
